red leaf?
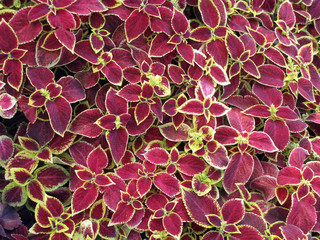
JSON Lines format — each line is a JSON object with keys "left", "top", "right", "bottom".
{"left": 117, "top": 84, "right": 142, "bottom": 102}
{"left": 26, "top": 67, "right": 54, "bottom": 89}
{"left": 58, "top": 76, "right": 85, "bottom": 103}
{"left": 145, "top": 148, "right": 169, "bottom": 165}
{"left": 242, "top": 105, "right": 270, "bottom": 118}
{"left": 250, "top": 175, "right": 277, "bottom": 201}
{"left": 54, "top": 28, "right": 76, "bottom": 52}
{"left": 101, "top": 61, "right": 123, "bottom": 86}
{"left": 125, "top": 10, "right": 149, "bottom": 42}
{"left": 67, "top": 0, "right": 107, "bottom": 15}
{"left": 0, "top": 19, "right": 18, "bottom": 53}
{"left": 264, "top": 119, "right": 290, "bottom": 151}
{"left": 0, "top": 135, "right": 14, "bottom": 162}
{"left": 36, "top": 165, "right": 69, "bottom": 191}
{"left": 242, "top": 59, "right": 260, "bottom": 78}
{"left": 154, "top": 173, "right": 180, "bottom": 197}
{"left": 149, "top": 33, "right": 175, "bottom": 57}
{"left": 231, "top": 225, "right": 264, "bottom": 240}
{"left": 287, "top": 194, "right": 317, "bottom": 234}
{"left": 222, "top": 199, "right": 245, "bottom": 224}
{"left": 9, "top": 7, "right": 42, "bottom": 44}
{"left": 109, "top": 201, "right": 135, "bottom": 225}
{"left": 277, "top": 166, "right": 302, "bottom": 185}
{"left": 278, "top": 1, "right": 295, "bottom": 29}
{"left": 248, "top": 132, "right": 278, "bottom": 152}
{"left": 135, "top": 102, "right": 150, "bottom": 124}
{"left": 227, "top": 108, "right": 255, "bottom": 132}
{"left": 298, "top": 78, "right": 314, "bottom": 102}
{"left": 181, "top": 187, "right": 220, "bottom": 227}
{"left": 177, "top": 42, "right": 194, "bottom": 64}
{"left": 223, "top": 153, "right": 254, "bottom": 193}
{"left": 106, "top": 127, "right": 128, "bottom": 164}
{"left": 47, "top": 9, "right": 76, "bottom": 29}
{"left": 177, "top": 154, "right": 206, "bottom": 176}
{"left": 159, "top": 122, "right": 190, "bottom": 142}
{"left": 257, "top": 64, "right": 285, "bottom": 87}
{"left": 72, "top": 183, "right": 98, "bottom": 214}
{"left": 198, "top": 0, "right": 220, "bottom": 29}
{"left": 106, "top": 88, "right": 127, "bottom": 115}
{"left": 74, "top": 40, "right": 98, "bottom": 64}
{"left": 214, "top": 126, "right": 238, "bottom": 145}
{"left": 288, "top": 147, "right": 309, "bottom": 169}
{"left": 69, "top": 109, "right": 103, "bottom": 138}
{"left": 163, "top": 213, "right": 182, "bottom": 238}
{"left": 45, "top": 96, "right": 71, "bottom": 136}
{"left": 178, "top": 99, "right": 203, "bottom": 115}
{"left": 172, "top": 9, "right": 188, "bottom": 34}
{"left": 137, "top": 177, "right": 152, "bottom": 197}
{"left": 87, "top": 146, "right": 108, "bottom": 174}
{"left": 226, "top": 33, "right": 244, "bottom": 60}
{"left": 27, "top": 180, "right": 45, "bottom": 203}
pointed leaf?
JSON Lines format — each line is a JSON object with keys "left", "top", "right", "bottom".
{"left": 181, "top": 187, "right": 220, "bottom": 227}
{"left": 72, "top": 183, "right": 98, "bottom": 214}
{"left": 154, "top": 173, "right": 180, "bottom": 198}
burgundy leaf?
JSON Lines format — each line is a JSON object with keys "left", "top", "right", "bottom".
{"left": 181, "top": 187, "right": 220, "bottom": 227}
{"left": 248, "top": 132, "right": 278, "bottom": 152}
{"left": 106, "top": 127, "right": 128, "bottom": 165}
{"left": 72, "top": 183, "right": 98, "bottom": 214}
{"left": 198, "top": 0, "right": 220, "bottom": 29}
{"left": 154, "top": 173, "right": 180, "bottom": 198}
{"left": 223, "top": 153, "right": 254, "bottom": 193}
{"left": 45, "top": 96, "right": 71, "bottom": 136}
{"left": 163, "top": 213, "right": 182, "bottom": 238}
{"left": 125, "top": 10, "right": 149, "bottom": 42}
{"left": 69, "top": 109, "right": 103, "bottom": 138}
{"left": 9, "top": 7, "right": 42, "bottom": 44}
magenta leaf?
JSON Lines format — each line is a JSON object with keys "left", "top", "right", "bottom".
{"left": 72, "top": 183, "right": 98, "bottom": 214}
{"left": 181, "top": 187, "right": 220, "bottom": 227}
{"left": 145, "top": 148, "right": 169, "bottom": 165}
{"left": 223, "top": 153, "right": 254, "bottom": 193}
{"left": 125, "top": 10, "right": 149, "bottom": 42}
{"left": 154, "top": 173, "right": 180, "bottom": 197}
{"left": 221, "top": 199, "right": 245, "bottom": 224}
{"left": 106, "top": 126, "right": 128, "bottom": 165}
{"left": 45, "top": 96, "right": 71, "bottom": 136}
{"left": 248, "top": 132, "right": 278, "bottom": 152}
{"left": 163, "top": 213, "right": 182, "bottom": 238}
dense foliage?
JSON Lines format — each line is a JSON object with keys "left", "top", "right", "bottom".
{"left": 0, "top": 0, "right": 320, "bottom": 239}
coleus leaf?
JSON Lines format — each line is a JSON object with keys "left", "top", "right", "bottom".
{"left": 2, "top": 182, "right": 27, "bottom": 207}
{"left": 125, "top": 9, "right": 149, "bottom": 42}
{"left": 154, "top": 173, "right": 180, "bottom": 198}
{"left": 9, "top": 7, "right": 42, "bottom": 44}
{"left": 0, "top": 19, "right": 18, "bottom": 53}
{"left": 221, "top": 199, "right": 245, "bottom": 224}
{"left": 0, "top": 202, "right": 22, "bottom": 230}
{"left": 223, "top": 152, "right": 254, "bottom": 193}
{"left": 35, "top": 165, "right": 69, "bottom": 191}
{"left": 248, "top": 132, "right": 278, "bottom": 152}
{"left": 72, "top": 182, "right": 98, "bottom": 214}
{"left": 11, "top": 168, "right": 32, "bottom": 186}
{"left": 287, "top": 193, "right": 316, "bottom": 234}
{"left": 109, "top": 201, "right": 135, "bottom": 225}
{"left": 163, "top": 213, "right": 182, "bottom": 238}
{"left": 0, "top": 135, "right": 14, "bottom": 162}
{"left": 69, "top": 109, "right": 103, "bottom": 138}
{"left": 145, "top": 147, "right": 169, "bottom": 165}
{"left": 27, "top": 179, "right": 45, "bottom": 203}
{"left": 159, "top": 122, "right": 190, "bottom": 141}
{"left": 87, "top": 145, "right": 108, "bottom": 174}
{"left": 45, "top": 96, "right": 72, "bottom": 136}
{"left": 106, "top": 126, "right": 128, "bottom": 165}
{"left": 198, "top": 0, "right": 220, "bottom": 29}
{"left": 181, "top": 187, "right": 220, "bottom": 227}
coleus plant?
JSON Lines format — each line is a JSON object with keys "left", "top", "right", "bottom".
{"left": 0, "top": 0, "right": 320, "bottom": 239}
